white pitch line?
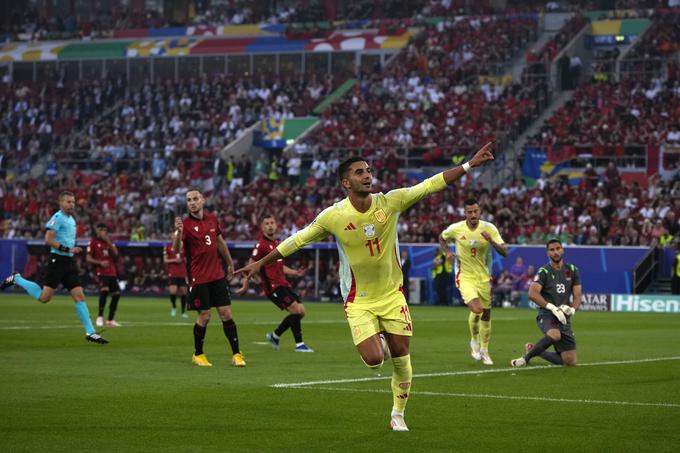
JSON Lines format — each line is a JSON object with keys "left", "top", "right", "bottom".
{"left": 271, "top": 356, "right": 680, "bottom": 388}
{"left": 293, "top": 386, "right": 680, "bottom": 409}
{"left": 0, "top": 318, "right": 524, "bottom": 330}
{"left": 0, "top": 322, "right": 190, "bottom": 330}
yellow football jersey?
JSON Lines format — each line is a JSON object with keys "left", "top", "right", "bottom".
{"left": 441, "top": 220, "right": 504, "bottom": 284}
{"left": 277, "top": 173, "right": 447, "bottom": 305}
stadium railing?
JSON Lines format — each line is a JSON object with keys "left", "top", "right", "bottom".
{"left": 8, "top": 51, "right": 387, "bottom": 85}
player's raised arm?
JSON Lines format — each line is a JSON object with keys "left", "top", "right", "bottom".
{"left": 172, "top": 217, "right": 183, "bottom": 253}
{"left": 102, "top": 230, "right": 118, "bottom": 258}
{"left": 442, "top": 141, "right": 495, "bottom": 185}
{"left": 387, "top": 141, "right": 496, "bottom": 213}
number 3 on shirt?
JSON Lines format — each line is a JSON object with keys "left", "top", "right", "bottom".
{"left": 204, "top": 235, "right": 212, "bottom": 246}
{"left": 470, "top": 247, "right": 477, "bottom": 257}
{"left": 365, "top": 238, "right": 381, "bottom": 256}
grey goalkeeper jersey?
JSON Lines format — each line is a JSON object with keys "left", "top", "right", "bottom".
{"left": 534, "top": 262, "right": 581, "bottom": 312}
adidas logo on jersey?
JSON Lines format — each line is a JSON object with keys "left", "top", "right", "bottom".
{"left": 344, "top": 223, "right": 357, "bottom": 231}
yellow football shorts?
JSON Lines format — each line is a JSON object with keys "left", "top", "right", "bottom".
{"left": 457, "top": 278, "right": 492, "bottom": 309}
{"left": 346, "top": 291, "right": 412, "bottom": 345}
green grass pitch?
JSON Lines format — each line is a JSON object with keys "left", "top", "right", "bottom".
{"left": 1, "top": 294, "right": 679, "bottom": 452}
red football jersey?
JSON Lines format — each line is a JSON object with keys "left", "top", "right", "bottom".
{"left": 164, "top": 244, "right": 187, "bottom": 278}
{"left": 182, "top": 211, "right": 225, "bottom": 285}
{"left": 87, "top": 238, "right": 117, "bottom": 277}
{"left": 252, "top": 236, "right": 290, "bottom": 296}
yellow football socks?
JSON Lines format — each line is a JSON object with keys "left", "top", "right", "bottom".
{"left": 468, "top": 312, "right": 480, "bottom": 342}
{"left": 391, "top": 355, "right": 412, "bottom": 414}
{"left": 480, "top": 320, "right": 492, "bottom": 350}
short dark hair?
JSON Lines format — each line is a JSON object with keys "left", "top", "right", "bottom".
{"left": 96, "top": 223, "right": 107, "bottom": 229}
{"left": 186, "top": 187, "right": 203, "bottom": 195}
{"left": 464, "top": 198, "right": 478, "bottom": 206}
{"left": 546, "top": 238, "right": 562, "bottom": 248}
{"left": 338, "top": 156, "right": 368, "bottom": 180}
{"left": 260, "top": 214, "right": 275, "bottom": 223}
{"left": 59, "top": 190, "right": 75, "bottom": 199}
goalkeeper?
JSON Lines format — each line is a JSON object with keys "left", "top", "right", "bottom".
{"left": 511, "top": 239, "right": 582, "bottom": 367}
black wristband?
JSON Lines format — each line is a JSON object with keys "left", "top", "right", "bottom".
{"left": 58, "top": 244, "right": 69, "bottom": 252}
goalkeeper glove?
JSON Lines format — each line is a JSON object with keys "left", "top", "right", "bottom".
{"left": 546, "top": 303, "right": 567, "bottom": 325}
{"left": 559, "top": 304, "right": 576, "bottom": 317}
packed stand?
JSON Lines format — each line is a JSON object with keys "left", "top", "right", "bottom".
{"left": 60, "top": 72, "right": 333, "bottom": 173}
{"left": 2, "top": 153, "right": 678, "bottom": 249}
{"left": 0, "top": 74, "right": 127, "bottom": 174}
{"left": 3, "top": 0, "right": 602, "bottom": 43}
{"left": 0, "top": 4, "right": 167, "bottom": 41}
{"left": 625, "top": 10, "right": 680, "bottom": 60}
{"left": 619, "top": 9, "right": 680, "bottom": 78}
{"left": 0, "top": 0, "right": 428, "bottom": 42}
{"left": 526, "top": 74, "right": 680, "bottom": 160}
{"left": 527, "top": 14, "right": 588, "bottom": 67}
{"left": 293, "top": 15, "right": 543, "bottom": 166}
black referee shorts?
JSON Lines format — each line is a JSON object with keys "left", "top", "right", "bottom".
{"left": 43, "top": 253, "right": 81, "bottom": 291}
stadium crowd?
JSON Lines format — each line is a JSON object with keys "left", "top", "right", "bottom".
{"left": 59, "top": 72, "right": 334, "bottom": 171}
{"left": 0, "top": 75, "right": 127, "bottom": 172}
{"left": 2, "top": 151, "right": 679, "bottom": 250}
{"left": 6, "top": 0, "right": 667, "bottom": 43}
{"left": 294, "top": 15, "right": 545, "bottom": 165}
{"left": 1, "top": 0, "right": 431, "bottom": 42}
{"left": 3, "top": 1, "right": 680, "bottom": 299}
{"left": 625, "top": 9, "right": 680, "bottom": 60}
{"left": 526, "top": 14, "right": 589, "bottom": 65}
{"left": 527, "top": 74, "right": 680, "bottom": 156}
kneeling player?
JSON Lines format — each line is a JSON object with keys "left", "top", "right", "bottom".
{"left": 511, "top": 239, "right": 582, "bottom": 367}
{"left": 238, "top": 214, "right": 313, "bottom": 352}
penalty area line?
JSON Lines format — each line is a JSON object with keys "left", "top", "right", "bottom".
{"left": 271, "top": 356, "right": 680, "bottom": 388}
{"left": 292, "top": 386, "right": 680, "bottom": 409}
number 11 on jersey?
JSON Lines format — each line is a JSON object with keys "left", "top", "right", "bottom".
{"left": 365, "top": 238, "right": 381, "bottom": 256}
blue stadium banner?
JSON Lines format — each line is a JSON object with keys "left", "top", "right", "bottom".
{"left": 522, "top": 147, "right": 547, "bottom": 185}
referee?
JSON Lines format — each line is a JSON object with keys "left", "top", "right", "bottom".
{"left": 1, "top": 190, "right": 108, "bottom": 344}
